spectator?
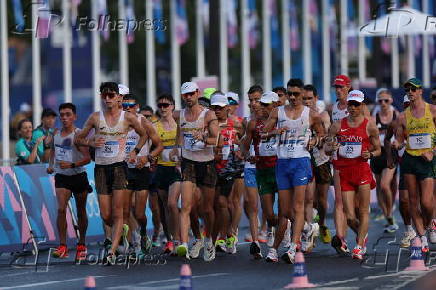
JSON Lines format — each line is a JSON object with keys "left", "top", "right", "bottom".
{"left": 10, "top": 102, "right": 32, "bottom": 140}
{"left": 32, "top": 108, "right": 57, "bottom": 162}
{"left": 15, "top": 119, "right": 44, "bottom": 165}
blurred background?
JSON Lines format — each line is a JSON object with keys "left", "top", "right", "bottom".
{"left": 1, "top": 0, "right": 436, "bottom": 160}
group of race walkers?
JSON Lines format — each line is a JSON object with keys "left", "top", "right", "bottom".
{"left": 44, "top": 75, "right": 435, "bottom": 265}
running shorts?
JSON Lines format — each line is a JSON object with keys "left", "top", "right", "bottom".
{"left": 126, "top": 167, "right": 150, "bottom": 191}
{"left": 400, "top": 152, "right": 436, "bottom": 180}
{"left": 276, "top": 158, "right": 313, "bottom": 190}
{"left": 244, "top": 167, "right": 257, "bottom": 188}
{"left": 54, "top": 172, "right": 92, "bottom": 195}
{"left": 216, "top": 175, "right": 235, "bottom": 197}
{"left": 94, "top": 162, "right": 128, "bottom": 195}
{"left": 155, "top": 165, "right": 182, "bottom": 190}
{"left": 338, "top": 162, "right": 375, "bottom": 192}
{"left": 181, "top": 158, "right": 217, "bottom": 187}
{"left": 256, "top": 167, "right": 278, "bottom": 195}
{"left": 314, "top": 162, "right": 332, "bottom": 185}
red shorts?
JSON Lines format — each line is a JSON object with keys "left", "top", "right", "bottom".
{"left": 338, "top": 162, "right": 375, "bottom": 192}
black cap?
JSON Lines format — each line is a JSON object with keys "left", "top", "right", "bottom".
{"left": 41, "top": 108, "right": 57, "bottom": 119}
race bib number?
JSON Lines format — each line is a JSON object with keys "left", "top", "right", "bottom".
{"left": 408, "top": 133, "right": 431, "bottom": 150}
{"left": 162, "top": 146, "right": 179, "bottom": 162}
{"left": 222, "top": 145, "right": 231, "bottom": 160}
{"left": 338, "top": 142, "right": 362, "bottom": 159}
{"left": 55, "top": 146, "right": 73, "bottom": 162}
{"left": 259, "top": 138, "right": 277, "bottom": 156}
{"left": 312, "top": 147, "right": 329, "bottom": 166}
{"left": 96, "top": 140, "right": 119, "bottom": 158}
{"left": 125, "top": 141, "right": 136, "bottom": 154}
{"left": 183, "top": 133, "right": 205, "bottom": 151}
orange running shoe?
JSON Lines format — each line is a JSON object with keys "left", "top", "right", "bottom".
{"left": 52, "top": 245, "right": 69, "bottom": 258}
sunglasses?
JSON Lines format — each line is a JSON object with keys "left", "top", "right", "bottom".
{"left": 334, "top": 85, "right": 344, "bottom": 89}
{"left": 347, "top": 101, "right": 361, "bottom": 107}
{"left": 157, "top": 103, "right": 171, "bottom": 109}
{"left": 122, "top": 103, "right": 136, "bottom": 108}
{"left": 287, "top": 91, "right": 301, "bottom": 97}
{"left": 404, "top": 86, "right": 418, "bottom": 93}
{"left": 260, "top": 102, "right": 271, "bottom": 107}
{"left": 101, "top": 92, "right": 117, "bottom": 99}
{"left": 378, "top": 99, "right": 389, "bottom": 104}
{"left": 302, "top": 97, "right": 314, "bottom": 101}
{"left": 210, "top": 105, "right": 225, "bottom": 111}
{"left": 143, "top": 114, "right": 152, "bottom": 119}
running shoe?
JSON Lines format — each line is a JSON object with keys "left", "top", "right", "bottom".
{"left": 282, "top": 220, "right": 292, "bottom": 249}
{"left": 152, "top": 234, "right": 161, "bottom": 247}
{"left": 421, "top": 235, "right": 429, "bottom": 253}
{"left": 281, "top": 243, "right": 297, "bottom": 264}
{"left": 226, "top": 235, "right": 237, "bottom": 254}
{"left": 319, "top": 225, "right": 332, "bottom": 244}
{"left": 400, "top": 229, "right": 416, "bottom": 248}
{"left": 302, "top": 223, "right": 319, "bottom": 253}
{"left": 141, "top": 234, "right": 152, "bottom": 254}
{"left": 385, "top": 223, "right": 399, "bottom": 233}
{"left": 258, "top": 231, "right": 268, "bottom": 243}
{"left": 429, "top": 221, "right": 436, "bottom": 244}
{"left": 176, "top": 244, "right": 189, "bottom": 259}
{"left": 331, "top": 235, "right": 350, "bottom": 255}
{"left": 267, "top": 227, "right": 275, "bottom": 248}
{"left": 52, "top": 245, "right": 68, "bottom": 258}
{"left": 352, "top": 245, "right": 366, "bottom": 260}
{"left": 103, "top": 238, "right": 112, "bottom": 252}
{"left": 203, "top": 240, "right": 216, "bottom": 262}
{"left": 163, "top": 241, "right": 174, "bottom": 254}
{"left": 250, "top": 241, "right": 263, "bottom": 259}
{"left": 189, "top": 239, "right": 204, "bottom": 259}
{"left": 215, "top": 239, "right": 226, "bottom": 252}
{"left": 244, "top": 233, "right": 253, "bottom": 242}
{"left": 172, "top": 241, "right": 180, "bottom": 256}
{"left": 313, "top": 208, "right": 320, "bottom": 224}
{"left": 120, "top": 224, "right": 130, "bottom": 254}
{"left": 265, "top": 248, "right": 278, "bottom": 263}
{"left": 75, "top": 244, "right": 87, "bottom": 261}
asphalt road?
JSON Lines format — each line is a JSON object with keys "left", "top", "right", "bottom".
{"left": 1, "top": 216, "right": 435, "bottom": 290}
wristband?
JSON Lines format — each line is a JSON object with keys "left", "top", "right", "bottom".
{"left": 369, "top": 152, "right": 374, "bottom": 158}
{"left": 134, "top": 147, "right": 140, "bottom": 154}
{"left": 71, "top": 162, "right": 76, "bottom": 168}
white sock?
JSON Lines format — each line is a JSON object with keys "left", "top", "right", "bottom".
{"left": 406, "top": 225, "right": 414, "bottom": 232}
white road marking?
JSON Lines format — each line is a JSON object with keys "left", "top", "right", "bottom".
{"left": 2, "top": 275, "right": 109, "bottom": 289}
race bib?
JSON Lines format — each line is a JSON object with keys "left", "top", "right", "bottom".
{"left": 408, "top": 133, "right": 431, "bottom": 150}
{"left": 96, "top": 140, "right": 119, "bottom": 158}
{"left": 125, "top": 141, "right": 136, "bottom": 154}
{"left": 162, "top": 146, "right": 179, "bottom": 162}
{"left": 222, "top": 145, "right": 231, "bottom": 160}
{"left": 259, "top": 138, "right": 277, "bottom": 156}
{"left": 338, "top": 142, "right": 362, "bottom": 159}
{"left": 55, "top": 146, "right": 73, "bottom": 162}
{"left": 312, "top": 146, "right": 330, "bottom": 166}
{"left": 183, "top": 133, "right": 205, "bottom": 151}
{"left": 249, "top": 144, "right": 255, "bottom": 157}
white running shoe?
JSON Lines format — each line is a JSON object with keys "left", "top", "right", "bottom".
{"left": 281, "top": 242, "right": 297, "bottom": 264}
{"left": 421, "top": 235, "right": 429, "bottom": 253}
{"left": 400, "top": 229, "right": 416, "bottom": 248}
{"left": 203, "top": 240, "right": 216, "bottom": 262}
{"left": 267, "top": 227, "right": 275, "bottom": 248}
{"left": 265, "top": 248, "right": 278, "bottom": 262}
{"left": 385, "top": 223, "right": 399, "bottom": 233}
{"left": 189, "top": 239, "right": 204, "bottom": 259}
{"left": 244, "top": 233, "right": 253, "bottom": 242}
{"left": 301, "top": 223, "right": 318, "bottom": 253}
{"left": 282, "top": 220, "right": 292, "bottom": 249}
{"left": 258, "top": 231, "right": 268, "bottom": 243}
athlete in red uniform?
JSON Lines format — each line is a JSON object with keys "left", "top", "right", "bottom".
{"left": 326, "top": 90, "right": 381, "bottom": 260}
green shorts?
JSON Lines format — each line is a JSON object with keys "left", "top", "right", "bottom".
{"left": 400, "top": 152, "right": 436, "bottom": 181}
{"left": 256, "top": 167, "right": 277, "bottom": 196}
{"left": 155, "top": 165, "right": 182, "bottom": 190}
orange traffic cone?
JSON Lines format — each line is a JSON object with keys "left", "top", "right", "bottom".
{"left": 180, "top": 264, "right": 192, "bottom": 290}
{"left": 284, "top": 252, "right": 316, "bottom": 289}
{"left": 404, "top": 237, "right": 429, "bottom": 271}
{"left": 84, "top": 276, "right": 96, "bottom": 290}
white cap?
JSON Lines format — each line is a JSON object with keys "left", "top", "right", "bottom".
{"left": 210, "top": 93, "right": 228, "bottom": 107}
{"left": 226, "top": 92, "right": 239, "bottom": 104}
{"left": 260, "top": 91, "right": 279, "bottom": 104}
{"left": 181, "top": 82, "right": 199, "bottom": 94}
{"left": 118, "top": 84, "right": 129, "bottom": 95}
{"left": 347, "top": 90, "right": 365, "bottom": 103}
{"left": 403, "top": 95, "right": 410, "bottom": 103}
